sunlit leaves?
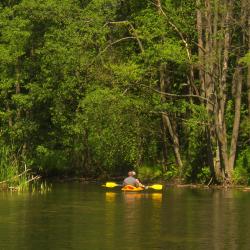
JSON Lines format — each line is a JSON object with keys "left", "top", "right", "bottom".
{"left": 109, "top": 61, "right": 144, "bottom": 86}
{"left": 0, "top": 8, "right": 31, "bottom": 63}
{"left": 240, "top": 52, "right": 250, "bottom": 65}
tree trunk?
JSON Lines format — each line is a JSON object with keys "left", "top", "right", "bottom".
{"left": 160, "top": 63, "right": 168, "bottom": 170}
{"left": 197, "top": 0, "right": 218, "bottom": 181}
{"left": 204, "top": 0, "right": 221, "bottom": 179}
{"left": 162, "top": 114, "right": 183, "bottom": 173}
{"left": 248, "top": 4, "right": 250, "bottom": 117}
{"left": 248, "top": 58, "right": 250, "bottom": 117}
{"left": 155, "top": 1, "right": 183, "bottom": 173}
{"left": 159, "top": 63, "right": 183, "bottom": 173}
{"left": 15, "top": 59, "right": 21, "bottom": 119}
{"left": 160, "top": 120, "right": 168, "bottom": 171}
{"left": 227, "top": 0, "right": 247, "bottom": 173}
{"left": 6, "top": 101, "right": 13, "bottom": 127}
{"left": 199, "top": 0, "right": 235, "bottom": 183}
{"left": 196, "top": 0, "right": 205, "bottom": 96}
{"left": 228, "top": 66, "right": 242, "bottom": 172}
{"left": 216, "top": 0, "right": 232, "bottom": 181}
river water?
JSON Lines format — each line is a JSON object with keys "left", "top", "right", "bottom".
{"left": 0, "top": 183, "right": 250, "bottom": 250}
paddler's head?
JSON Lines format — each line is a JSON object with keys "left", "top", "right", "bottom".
{"left": 128, "top": 171, "right": 136, "bottom": 176}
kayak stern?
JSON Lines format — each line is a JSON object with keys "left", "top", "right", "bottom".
{"left": 121, "top": 185, "right": 144, "bottom": 191}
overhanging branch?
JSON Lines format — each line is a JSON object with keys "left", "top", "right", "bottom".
{"left": 140, "top": 84, "right": 214, "bottom": 105}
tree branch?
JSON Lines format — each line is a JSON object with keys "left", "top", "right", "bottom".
{"left": 100, "top": 36, "right": 137, "bottom": 54}
{"left": 140, "top": 84, "right": 214, "bottom": 104}
{"left": 107, "top": 21, "right": 144, "bottom": 53}
{"left": 154, "top": 2, "right": 192, "bottom": 61}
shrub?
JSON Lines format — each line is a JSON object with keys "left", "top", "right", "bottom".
{"left": 233, "top": 148, "right": 250, "bottom": 185}
{"left": 232, "top": 166, "right": 248, "bottom": 185}
{"left": 138, "top": 165, "right": 162, "bottom": 181}
{"left": 163, "top": 165, "right": 179, "bottom": 181}
{"left": 197, "top": 167, "right": 211, "bottom": 184}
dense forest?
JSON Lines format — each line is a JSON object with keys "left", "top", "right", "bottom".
{"left": 0, "top": 0, "right": 249, "bottom": 185}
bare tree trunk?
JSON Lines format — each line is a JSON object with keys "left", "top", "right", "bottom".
{"left": 228, "top": 66, "right": 243, "bottom": 171}
{"left": 216, "top": 1, "right": 232, "bottom": 181}
{"left": 248, "top": 62, "right": 250, "bottom": 118}
{"left": 199, "top": 0, "right": 235, "bottom": 183}
{"left": 15, "top": 59, "right": 21, "bottom": 119}
{"left": 159, "top": 63, "right": 168, "bottom": 170}
{"left": 155, "top": 0, "right": 183, "bottom": 173}
{"left": 204, "top": 0, "right": 222, "bottom": 179}
{"left": 227, "top": 0, "right": 248, "bottom": 173}
{"left": 196, "top": 0, "right": 205, "bottom": 95}
{"left": 160, "top": 120, "right": 168, "bottom": 171}
{"left": 6, "top": 102, "right": 13, "bottom": 127}
{"left": 162, "top": 114, "right": 183, "bottom": 173}
{"left": 197, "top": 0, "right": 218, "bottom": 181}
{"left": 159, "top": 64, "right": 183, "bottom": 171}
{"left": 248, "top": 4, "right": 250, "bottom": 117}
{"left": 248, "top": 61, "right": 250, "bottom": 117}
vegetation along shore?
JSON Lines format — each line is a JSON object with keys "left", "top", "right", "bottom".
{"left": 0, "top": 0, "right": 249, "bottom": 189}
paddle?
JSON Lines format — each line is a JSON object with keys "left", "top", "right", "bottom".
{"left": 103, "top": 182, "right": 163, "bottom": 190}
{"left": 102, "top": 182, "right": 121, "bottom": 188}
{"left": 145, "top": 184, "right": 163, "bottom": 190}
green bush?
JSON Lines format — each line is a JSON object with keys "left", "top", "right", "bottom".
{"left": 235, "top": 148, "right": 250, "bottom": 172}
{"left": 197, "top": 167, "right": 211, "bottom": 184}
{"left": 163, "top": 165, "right": 179, "bottom": 181}
{"left": 233, "top": 148, "right": 250, "bottom": 185}
{"left": 232, "top": 166, "right": 248, "bottom": 185}
{"left": 138, "top": 165, "right": 162, "bottom": 181}
{"left": 35, "top": 145, "right": 68, "bottom": 176}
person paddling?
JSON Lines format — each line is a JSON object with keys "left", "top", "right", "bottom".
{"left": 123, "top": 171, "right": 144, "bottom": 188}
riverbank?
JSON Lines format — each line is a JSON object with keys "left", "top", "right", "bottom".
{"left": 44, "top": 175, "right": 250, "bottom": 192}
{"left": 2, "top": 172, "right": 250, "bottom": 192}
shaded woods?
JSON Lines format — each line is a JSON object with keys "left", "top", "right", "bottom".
{"left": 0, "top": 0, "right": 249, "bottom": 185}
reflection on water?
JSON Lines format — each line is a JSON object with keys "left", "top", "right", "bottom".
{"left": 105, "top": 191, "right": 163, "bottom": 248}
{"left": 106, "top": 191, "right": 162, "bottom": 204}
{"left": 151, "top": 193, "right": 162, "bottom": 203}
{"left": 105, "top": 192, "right": 117, "bottom": 202}
{"left": 122, "top": 192, "right": 162, "bottom": 203}
{"left": 123, "top": 192, "right": 145, "bottom": 204}
{"left": 1, "top": 184, "right": 250, "bottom": 250}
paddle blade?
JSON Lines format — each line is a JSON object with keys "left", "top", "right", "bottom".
{"left": 103, "top": 182, "right": 120, "bottom": 188}
{"left": 147, "top": 184, "right": 163, "bottom": 190}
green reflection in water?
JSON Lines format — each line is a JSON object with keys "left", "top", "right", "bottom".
{"left": 0, "top": 184, "right": 250, "bottom": 250}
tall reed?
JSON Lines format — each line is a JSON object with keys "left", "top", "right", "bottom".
{"left": 0, "top": 146, "right": 18, "bottom": 183}
{"left": 0, "top": 145, "right": 31, "bottom": 191}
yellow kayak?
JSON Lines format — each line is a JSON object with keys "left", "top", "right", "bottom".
{"left": 121, "top": 185, "right": 144, "bottom": 192}
{"left": 103, "top": 182, "right": 163, "bottom": 191}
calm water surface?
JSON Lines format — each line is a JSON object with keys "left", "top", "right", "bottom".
{"left": 0, "top": 183, "right": 250, "bottom": 250}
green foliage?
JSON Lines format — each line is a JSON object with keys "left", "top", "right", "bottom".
{"left": 77, "top": 87, "right": 153, "bottom": 171}
{"left": 233, "top": 148, "right": 250, "bottom": 185}
{"left": 0, "top": 145, "right": 18, "bottom": 182}
{"left": 35, "top": 145, "right": 68, "bottom": 175}
{"left": 240, "top": 117, "right": 250, "bottom": 143}
{"left": 109, "top": 61, "right": 144, "bottom": 86}
{"left": 197, "top": 167, "right": 210, "bottom": 184}
{"left": 240, "top": 52, "right": 250, "bottom": 64}
{"left": 0, "top": 143, "right": 39, "bottom": 191}
{"left": 0, "top": 0, "right": 248, "bottom": 183}
{"left": 163, "top": 165, "right": 179, "bottom": 181}
{"left": 232, "top": 166, "right": 249, "bottom": 185}
{"left": 138, "top": 165, "right": 162, "bottom": 182}
{"left": 235, "top": 148, "right": 250, "bottom": 172}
